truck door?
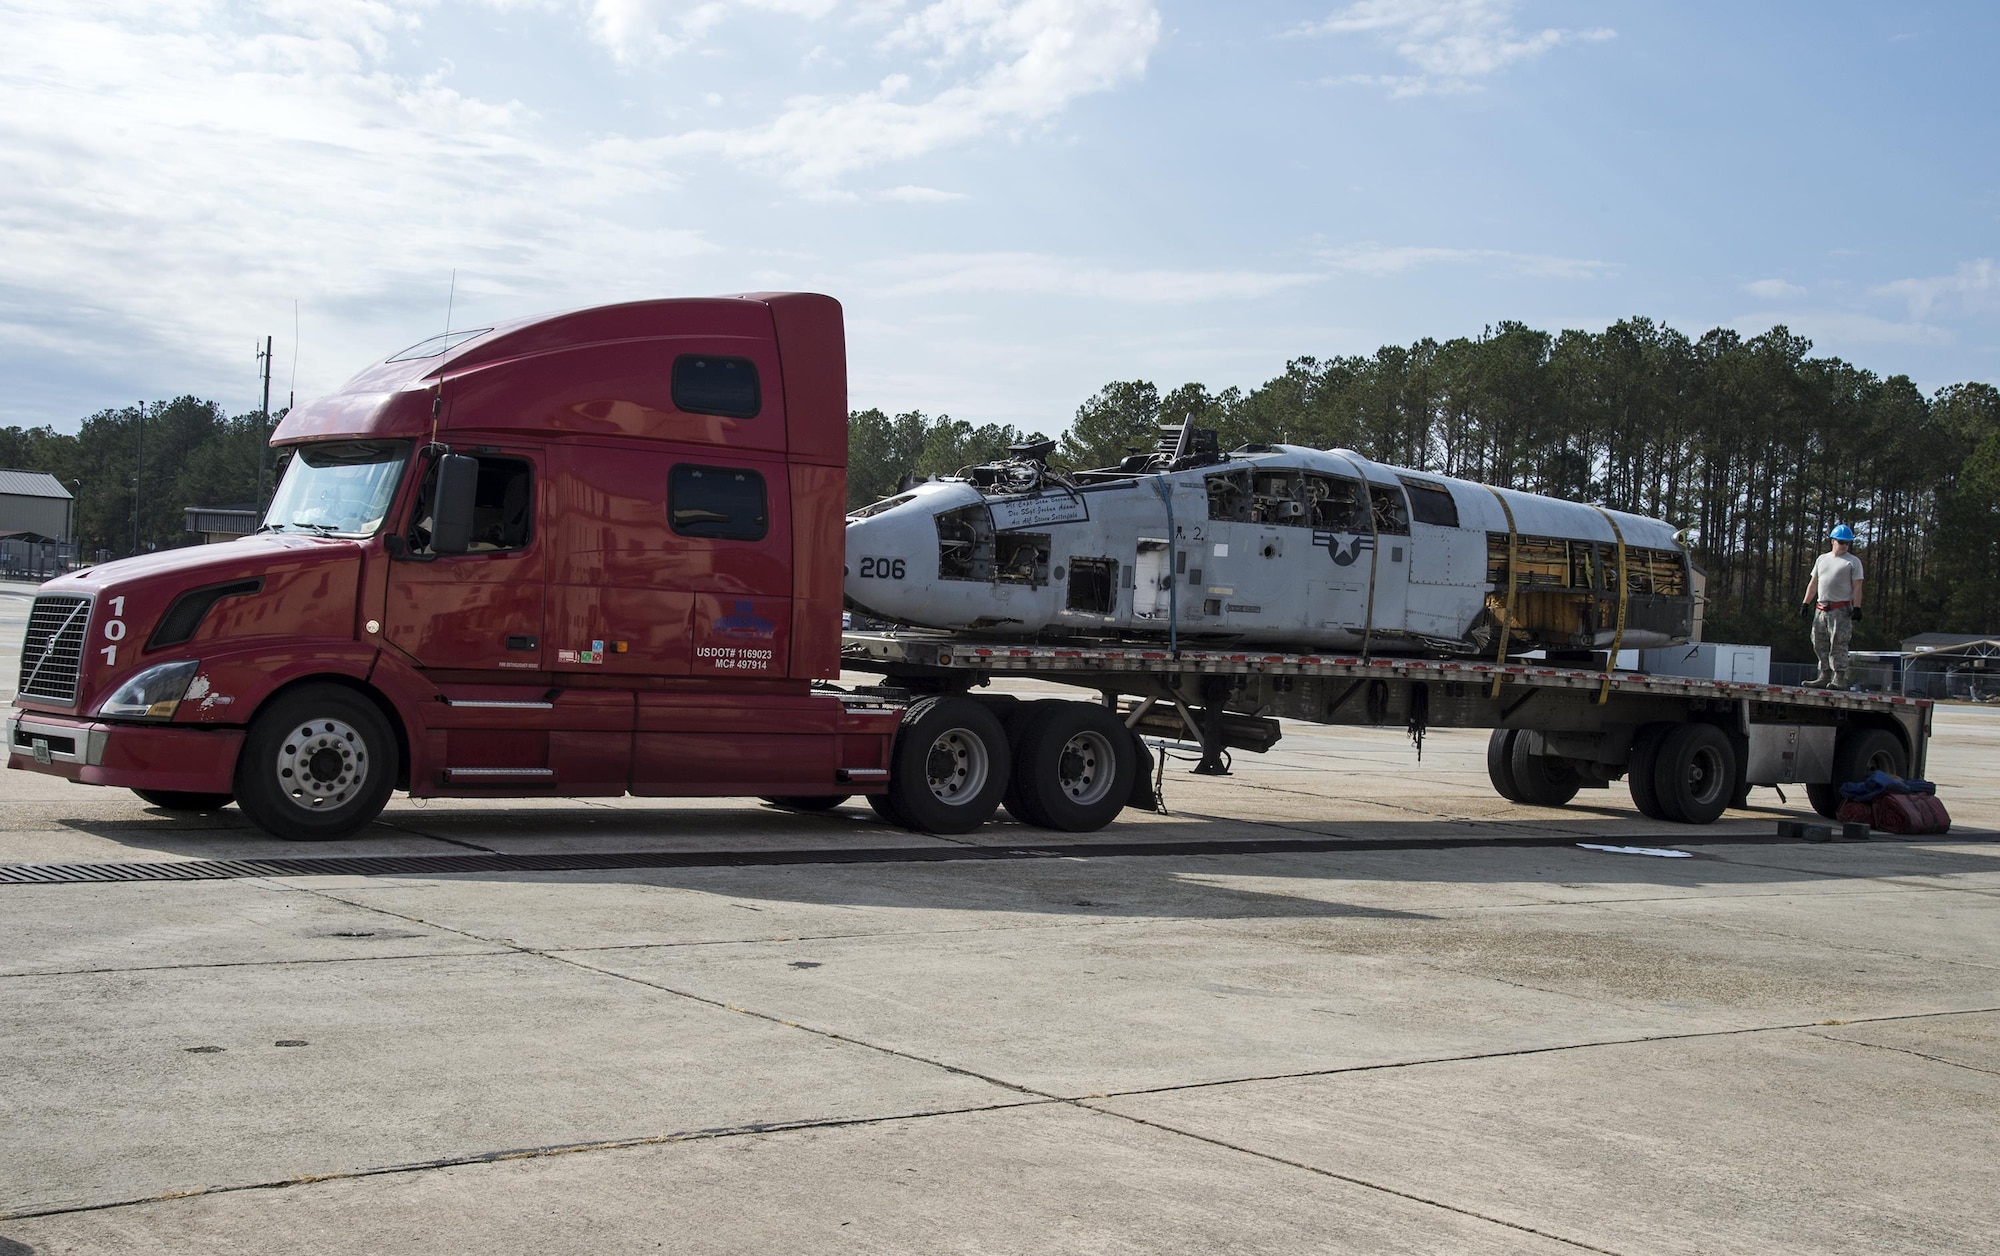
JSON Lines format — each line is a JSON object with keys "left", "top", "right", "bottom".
{"left": 384, "top": 450, "right": 546, "bottom": 671}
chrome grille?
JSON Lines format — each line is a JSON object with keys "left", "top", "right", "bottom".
{"left": 18, "top": 595, "right": 92, "bottom": 704}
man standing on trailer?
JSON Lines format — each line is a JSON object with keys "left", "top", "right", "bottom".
{"left": 1800, "top": 524, "right": 1865, "bottom": 688}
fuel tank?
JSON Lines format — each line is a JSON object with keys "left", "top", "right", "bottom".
{"left": 843, "top": 430, "right": 1697, "bottom": 655}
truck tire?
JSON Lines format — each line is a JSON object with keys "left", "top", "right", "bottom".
{"left": 134, "top": 789, "right": 234, "bottom": 812}
{"left": 1806, "top": 727, "right": 1907, "bottom": 819}
{"left": 761, "top": 795, "right": 852, "bottom": 812}
{"left": 1486, "top": 730, "right": 1525, "bottom": 803}
{"left": 1650, "top": 722, "right": 1735, "bottom": 824}
{"left": 234, "top": 685, "right": 398, "bottom": 842}
{"left": 1627, "top": 723, "right": 1672, "bottom": 820}
{"left": 1008, "top": 702, "right": 1138, "bottom": 833}
{"left": 881, "top": 696, "right": 1009, "bottom": 835}
{"left": 1000, "top": 700, "right": 1062, "bottom": 825}
{"left": 1509, "top": 734, "right": 1581, "bottom": 807}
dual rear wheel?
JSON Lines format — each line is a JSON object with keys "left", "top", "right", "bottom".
{"left": 867, "top": 696, "right": 1138, "bottom": 835}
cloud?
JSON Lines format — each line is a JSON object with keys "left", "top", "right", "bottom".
{"left": 651, "top": 0, "right": 1162, "bottom": 185}
{"left": 0, "top": 0, "right": 1163, "bottom": 421}
{"left": 1874, "top": 258, "right": 1997, "bottom": 319}
{"left": 585, "top": 0, "right": 842, "bottom": 64}
{"left": 862, "top": 253, "right": 1321, "bottom": 303}
{"left": 1316, "top": 242, "right": 1613, "bottom": 279}
{"left": 877, "top": 184, "right": 969, "bottom": 202}
{"left": 0, "top": 0, "right": 716, "bottom": 419}
{"left": 1301, "top": 0, "right": 1613, "bottom": 96}
{"left": 1743, "top": 278, "right": 1807, "bottom": 300}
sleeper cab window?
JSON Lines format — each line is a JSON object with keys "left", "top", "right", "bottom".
{"left": 670, "top": 465, "right": 768, "bottom": 541}
{"left": 672, "top": 355, "right": 761, "bottom": 418}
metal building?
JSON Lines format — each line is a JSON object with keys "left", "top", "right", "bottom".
{"left": 0, "top": 469, "right": 75, "bottom": 578}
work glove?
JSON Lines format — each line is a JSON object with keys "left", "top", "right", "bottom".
{"left": 1851, "top": 606, "right": 1863, "bottom": 623}
{"left": 1799, "top": 602, "right": 1814, "bottom": 620}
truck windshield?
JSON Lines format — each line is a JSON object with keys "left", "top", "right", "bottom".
{"left": 263, "top": 441, "right": 409, "bottom": 537}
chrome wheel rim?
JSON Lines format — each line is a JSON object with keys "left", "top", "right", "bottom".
{"left": 275, "top": 718, "right": 368, "bottom": 811}
{"left": 1057, "top": 730, "right": 1117, "bottom": 806}
{"left": 925, "top": 729, "right": 989, "bottom": 804}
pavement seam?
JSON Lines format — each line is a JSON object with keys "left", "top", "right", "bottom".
{"left": 1084, "top": 1003, "right": 2000, "bottom": 1100}
{"left": 1801, "top": 1029, "right": 2000, "bottom": 1078}
{"left": 1072, "top": 1104, "right": 1629, "bottom": 1255}
{"left": 0, "top": 948, "right": 518, "bottom": 980}
{"left": 0, "top": 1099, "right": 1055, "bottom": 1223}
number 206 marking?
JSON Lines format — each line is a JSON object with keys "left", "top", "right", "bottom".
{"left": 858, "top": 557, "right": 905, "bottom": 579}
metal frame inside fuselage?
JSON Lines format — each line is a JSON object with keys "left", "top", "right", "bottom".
{"left": 842, "top": 445, "right": 1693, "bottom": 655}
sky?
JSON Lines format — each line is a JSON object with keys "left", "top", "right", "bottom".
{"left": 3, "top": 0, "right": 1996, "bottom": 433}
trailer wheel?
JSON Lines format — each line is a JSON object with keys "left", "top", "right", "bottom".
{"left": 762, "top": 795, "right": 852, "bottom": 812}
{"left": 1009, "top": 703, "right": 1137, "bottom": 833}
{"left": 1509, "top": 735, "right": 1581, "bottom": 807}
{"left": 133, "top": 789, "right": 234, "bottom": 812}
{"left": 1486, "top": 730, "right": 1526, "bottom": 803}
{"left": 1627, "top": 723, "right": 1672, "bottom": 820}
{"left": 1806, "top": 727, "right": 1907, "bottom": 819}
{"left": 234, "top": 685, "right": 398, "bottom": 842}
{"left": 1000, "top": 700, "right": 1062, "bottom": 825}
{"left": 882, "top": 696, "right": 1009, "bottom": 835}
{"left": 1650, "top": 722, "right": 1735, "bottom": 824}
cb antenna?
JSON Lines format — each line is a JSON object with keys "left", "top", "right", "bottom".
{"left": 288, "top": 299, "right": 299, "bottom": 414}
{"left": 444, "top": 269, "right": 456, "bottom": 335}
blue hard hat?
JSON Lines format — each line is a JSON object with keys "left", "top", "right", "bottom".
{"left": 1830, "top": 524, "right": 1856, "bottom": 542}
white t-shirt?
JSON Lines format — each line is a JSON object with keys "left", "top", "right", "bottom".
{"left": 1812, "top": 550, "right": 1864, "bottom": 603}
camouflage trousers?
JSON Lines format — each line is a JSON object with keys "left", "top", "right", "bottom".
{"left": 1812, "top": 605, "right": 1853, "bottom": 674}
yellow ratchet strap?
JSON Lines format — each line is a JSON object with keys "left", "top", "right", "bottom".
{"left": 1483, "top": 486, "right": 1519, "bottom": 699}
{"left": 1591, "top": 506, "right": 1629, "bottom": 704}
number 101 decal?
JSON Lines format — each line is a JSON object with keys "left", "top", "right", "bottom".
{"left": 98, "top": 595, "right": 128, "bottom": 667}
{"left": 857, "top": 557, "right": 906, "bottom": 579}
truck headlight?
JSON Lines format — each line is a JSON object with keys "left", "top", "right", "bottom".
{"left": 97, "top": 660, "right": 201, "bottom": 720}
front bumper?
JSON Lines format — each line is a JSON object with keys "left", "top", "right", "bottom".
{"left": 7, "top": 710, "right": 243, "bottom": 793}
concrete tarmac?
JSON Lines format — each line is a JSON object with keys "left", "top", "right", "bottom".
{"left": 2, "top": 581, "right": 1997, "bottom": 1254}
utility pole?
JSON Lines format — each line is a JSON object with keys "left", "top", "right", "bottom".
{"left": 132, "top": 400, "right": 143, "bottom": 555}
{"left": 255, "top": 336, "right": 274, "bottom": 508}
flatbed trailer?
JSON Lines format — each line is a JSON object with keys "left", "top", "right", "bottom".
{"left": 841, "top": 630, "right": 1933, "bottom": 827}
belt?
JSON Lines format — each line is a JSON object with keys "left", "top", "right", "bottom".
{"left": 1816, "top": 601, "right": 1851, "bottom": 611}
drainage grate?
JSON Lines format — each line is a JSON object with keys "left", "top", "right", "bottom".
{"left": 0, "top": 829, "right": 1962, "bottom": 888}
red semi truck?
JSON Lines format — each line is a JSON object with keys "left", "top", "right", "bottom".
{"left": 7, "top": 294, "right": 1932, "bottom": 841}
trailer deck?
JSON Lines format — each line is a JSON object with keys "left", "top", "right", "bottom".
{"left": 843, "top": 631, "right": 1934, "bottom": 816}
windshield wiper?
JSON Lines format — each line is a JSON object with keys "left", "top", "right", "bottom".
{"left": 286, "top": 521, "right": 341, "bottom": 535}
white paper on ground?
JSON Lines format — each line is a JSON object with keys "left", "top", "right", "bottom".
{"left": 1577, "top": 843, "right": 1694, "bottom": 858}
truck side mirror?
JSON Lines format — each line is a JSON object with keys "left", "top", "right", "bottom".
{"left": 431, "top": 454, "right": 480, "bottom": 554}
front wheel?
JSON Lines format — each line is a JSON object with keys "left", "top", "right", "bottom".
{"left": 134, "top": 789, "right": 234, "bottom": 812}
{"left": 880, "top": 696, "right": 1009, "bottom": 835}
{"left": 234, "top": 685, "right": 398, "bottom": 841}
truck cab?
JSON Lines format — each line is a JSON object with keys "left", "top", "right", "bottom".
{"left": 7, "top": 294, "right": 897, "bottom": 839}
